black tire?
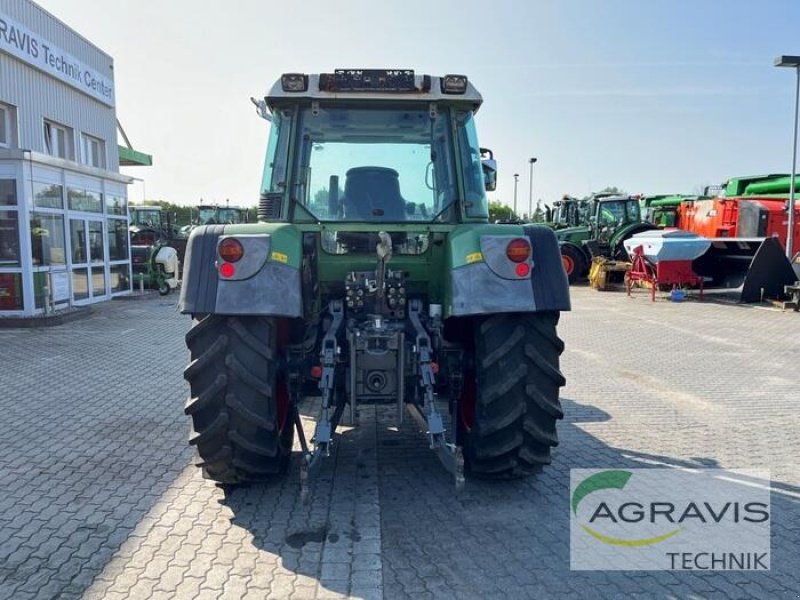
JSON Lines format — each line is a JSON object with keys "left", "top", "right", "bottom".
{"left": 462, "top": 312, "right": 565, "bottom": 478}
{"left": 184, "top": 315, "right": 294, "bottom": 483}
{"left": 157, "top": 279, "right": 170, "bottom": 296}
{"left": 560, "top": 244, "right": 584, "bottom": 284}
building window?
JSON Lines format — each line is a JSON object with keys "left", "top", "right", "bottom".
{"left": 92, "top": 267, "right": 106, "bottom": 296}
{"left": 30, "top": 213, "right": 66, "bottom": 266}
{"left": 72, "top": 268, "right": 89, "bottom": 301}
{"left": 110, "top": 264, "right": 131, "bottom": 293}
{"left": 106, "top": 195, "right": 127, "bottom": 216}
{"left": 0, "top": 179, "right": 17, "bottom": 207}
{"left": 43, "top": 119, "right": 74, "bottom": 160}
{"left": 33, "top": 182, "right": 64, "bottom": 209}
{"left": 81, "top": 133, "right": 106, "bottom": 169}
{"left": 67, "top": 188, "right": 103, "bottom": 213}
{"left": 0, "top": 209, "right": 21, "bottom": 267}
{"left": 107, "top": 218, "right": 129, "bottom": 261}
{"left": 1, "top": 103, "right": 16, "bottom": 148}
{"left": 0, "top": 273, "right": 23, "bottom": 310}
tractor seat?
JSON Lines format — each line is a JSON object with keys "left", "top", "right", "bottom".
{"left": 342, "top": 167, "right": 407, "bottom": 221}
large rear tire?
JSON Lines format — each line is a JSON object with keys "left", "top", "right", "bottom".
{"left": 461, "top": 312, "right": 565, "bottom": 478}
{"left": 184, "top": 315, "right": 294, "bottom": 483}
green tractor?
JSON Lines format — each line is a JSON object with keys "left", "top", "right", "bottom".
{"left": 556, "top": 194, "right": 655, "bottom": 283}
{"left": 129, "top": 206, "right": 180, "bottom": 295}
{"left": 544, "top": 195, "right": 587, "bottom": 230}
{"left": 178, "top": 70, "right": 570, "bottom": 491}
{"left": 181, "top": 204, "right": 250, "bottom": 236}
{"left": 640, "top": 194, "right": 705, "bottom": 228}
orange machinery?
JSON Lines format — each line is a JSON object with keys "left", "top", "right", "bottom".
{"left": 678, "top": 174, "right": 800, "bottom": 250}
{"left": 674, "top": 175, "right": 799, "bottom": 300}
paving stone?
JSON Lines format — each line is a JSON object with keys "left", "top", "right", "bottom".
{"left": 1, "top": 283, "right": 798, "bottom": 600}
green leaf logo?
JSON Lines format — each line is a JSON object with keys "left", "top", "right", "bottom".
{"left": 572, "top": 470, "right": 632, "bottom": 515}
{"left": 572, "top": 470, "right": 680, "bottom": 547}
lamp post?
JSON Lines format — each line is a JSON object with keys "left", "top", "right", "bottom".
{"left": 528, "top": 157, "right": 538, "bottom": 220}
{"left": 513, "top": 173, "right": 519, "bottom": 217}
{"left": 774, "top": 55, "right": 800, "bottom": 258}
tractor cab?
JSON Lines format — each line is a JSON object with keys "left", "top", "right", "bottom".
{"left": 256, "top": 71, "right": 491, "bottom": 228}
{"left": 129, "top": 206, "right": 163, "bottom": 231}
{"left": 196, "top": 205, "right": 249, "bottom": 226}
{"left": 549, "top": 195, "right": 587, "bottom": 228}
{"left": 129, "top": 206, "right": 168, "bottom": 247}
{"left": 586, "top": 195, "right": 642, "bottom": 244}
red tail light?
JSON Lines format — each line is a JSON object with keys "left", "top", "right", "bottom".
{"left": 506, "top": 238, "right": 531, "bottom": 263}
{"left": 219, "top": 238, "right": 244, "bottom": 263}
{"left": 219, "top": 262, "right": 236, "bottom": 278}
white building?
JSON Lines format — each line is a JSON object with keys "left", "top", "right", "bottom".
{"left": 0, "top": 0, "right": 150, "bottom": 316}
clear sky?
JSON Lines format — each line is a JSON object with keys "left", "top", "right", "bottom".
{"left": 35, "top": 0, "right": 800, "bottom": 211}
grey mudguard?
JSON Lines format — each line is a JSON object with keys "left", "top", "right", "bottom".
{"left": 179, "top": 225, "right": 225, "bottom": 315}
{"left": 449, "top": 225, "right": 571, "bottom": 317}
{"left": 451, "top": 263, "right": 537, "bottom": 315}
{"left": 523, "top": 225, "right": 571, "bottom": 311}
{"left": 179, "top": 225, "right": 302, "bottom": 317}
{"left": 215, "top": 262, "right": 302, "bottom": 317}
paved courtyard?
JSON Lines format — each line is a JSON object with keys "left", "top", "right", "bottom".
{"left": 0, "top": 287, "right": 798, "bottom": 599}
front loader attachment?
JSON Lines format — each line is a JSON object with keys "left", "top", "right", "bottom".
{"left": 693, "top": 237, "right": 798, "bottom": 302}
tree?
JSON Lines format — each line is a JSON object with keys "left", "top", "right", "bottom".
{"left": 314, "top": 187, "right": 329, "bottom": 207}
{"left": 488, "top": 200, "right": 519, "bottom": 223}
{"left": 598, "top": 186, "right": 624, "bottom": 195}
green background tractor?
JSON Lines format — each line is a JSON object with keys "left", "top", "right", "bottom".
{"left": 129, "top": 206, "right": 181, "bottom": 294}
{"left": 544, "top": 195, "right": 587, "bottom": 230}
{"left": 556, "top": 194, "right": 656, "bottom": 283}
{"left": 178, "top": 70, "right": 571, "bottom": 489}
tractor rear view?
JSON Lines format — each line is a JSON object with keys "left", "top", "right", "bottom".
{"left": 178, "top": 70, "right": 570, "bottom": 492}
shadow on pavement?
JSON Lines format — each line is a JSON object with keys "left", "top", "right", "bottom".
{"left": 217, "top": 396, "right": 799, "bottom": 599}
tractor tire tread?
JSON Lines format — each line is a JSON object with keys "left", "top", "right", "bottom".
{"left": 189, "top": 410, "right": 228, "bottom": 446}
{"left": 225, "top": 392, "right": 276, "bottom": 432}
{"left": 464, "top": 312, "right": 565, "bottom": 479}
{"left": 183, "top": 334, "right": 228, "bottom": 380}
{"left": 184, "top": 315, "right": 293, "bottom": 483}
{"left": 184, "top": 374, "right": 227, "bottom": 416}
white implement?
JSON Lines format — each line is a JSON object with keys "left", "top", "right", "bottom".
{"left": 623, "top": 229, "right": 711, "bottom": 263}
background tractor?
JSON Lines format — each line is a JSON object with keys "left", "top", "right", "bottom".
{"left": 178, "top": 70, "right": 570, "bottom": 491}
{"left": 556, "top": 194, "right": 655, "bottom": 283}
{"left": 180, "top": 203, "right": 250, "bottom": 236}
{"left": 129, "top": 206, "right": 182, "bottom": 294}
{"left": 544, "top": 195, "right": 587, "bottom": 230}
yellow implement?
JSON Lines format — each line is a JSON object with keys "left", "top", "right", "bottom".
{"left": 588, "top": 257, "right": 631, "bottom": 291}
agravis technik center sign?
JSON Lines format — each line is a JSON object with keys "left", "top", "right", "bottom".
{"left": 0, "top": 11, "right": 114, "bottom": 107}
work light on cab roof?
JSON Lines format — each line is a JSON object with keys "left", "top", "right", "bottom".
{"left": 278, "top": 69, "right": 470, "bottom": 95}
{"left": 280, "top": 73, "right": 308, "bottom": 92}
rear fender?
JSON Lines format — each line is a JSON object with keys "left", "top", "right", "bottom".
{"left": 446, "top": 224, "right": 570, "bottom": 317}
{"left": 178, "top": 224, "right": 302, "bottom": 317}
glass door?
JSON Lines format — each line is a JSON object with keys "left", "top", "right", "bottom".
{"left": 70, "top": 218, "right": 107, "bottom": 303}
